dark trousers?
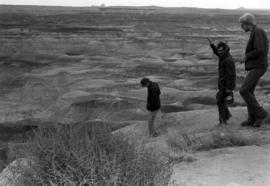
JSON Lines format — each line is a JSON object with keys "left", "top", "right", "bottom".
{"left": 240, "top": 68, "right": 268, "bottom": 120}
{"left": 216, "top": 89, "right": 231, "bottom": 122}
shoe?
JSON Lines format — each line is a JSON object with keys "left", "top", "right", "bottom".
{"left": 218, "top": 118, "right": 227, "bottom": 125}
{"left": 241, "top": 119, "right": 254, "bottom": 127}
{"left": 219, "top": 121, "right": 227, "bottom": 125}
{"left": 224, "top": 114, "right": 232, "bottom": 123}
{"left": 226, "top": 113, "right": 232, "bottom": 121}
{"left": 149, "top": 131, "right": 158, "bottom": 138}
{"left": 253, "top": 114, "right": 268, "bottom": 127}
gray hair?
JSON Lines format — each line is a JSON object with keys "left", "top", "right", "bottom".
{"left": 239, "top": 13, "right": 256, "bottom": 25}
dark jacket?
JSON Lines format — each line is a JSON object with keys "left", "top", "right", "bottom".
{"left": 211, "top": 45, "right": 236, "bottom": 90}
{"left": 245, "top": 26, "right": 269, "bottom": 71}
{"left": 147, "top": 81, "right": 161, "bottom": 111}
{"left": 218, "top": 54, "right": 236, "bottom": 90}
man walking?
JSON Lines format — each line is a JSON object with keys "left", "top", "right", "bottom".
{"left": 209, "top": 41, "right": 236, "bottom": 125}
{"left": 239, "top": 13, "right": 269, "bottom": 127}
{"left": 140, "top": 77, "right": 161, "bottom": 137}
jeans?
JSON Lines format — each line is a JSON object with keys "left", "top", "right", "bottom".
{"left": 240, "top": 68, "right": 268, "bottom": 120}
{"left": 148, "top": 110, "right": 159, "bottom": 134}
{"left": 216, "top": 89, "right": 231, "bottom": 122}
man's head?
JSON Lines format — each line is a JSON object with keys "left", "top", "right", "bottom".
{"left": 217, "top": 42, "right": 230, "bottom": 58}
{"left": 140, "top": 77, "right": 151, "bottom": 87}
{"left": 239, "top": 13, "right": 256, "bottom": 32}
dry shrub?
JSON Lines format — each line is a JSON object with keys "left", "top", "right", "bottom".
{"left": 167, "top": 129, "right": 259, "bottom": 153}
{"left": 20, "top": 122, "right": 171, "bottom": 186}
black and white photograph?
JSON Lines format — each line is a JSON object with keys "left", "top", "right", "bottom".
{"left": 0, "top": 0, "right": 270, "bottom": 185}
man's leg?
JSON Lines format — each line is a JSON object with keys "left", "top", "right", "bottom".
{"left": 240, "top": 69, "right": 268, "bottom": 126}
{"left": 216, "top": 90, "right": 227, "bottom": 124}
{"left": 224, "top": 105, "right": 232, "bottom": 121}
{"left": 247, "top": 83, "right": 256, "bottom": 122}
{"left": 148, "top": 110, "right": 158, "bottom": 137}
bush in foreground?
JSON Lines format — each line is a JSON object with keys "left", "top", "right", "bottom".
{"left": 20, "top": 122, "right": 171, "bottom": 186}
{"left": 167, "top": 129, "right": 259, "bottom": 153}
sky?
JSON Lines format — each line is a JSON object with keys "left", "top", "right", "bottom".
{"left": 0, "top": 0, "right": 270, "bottom": 9}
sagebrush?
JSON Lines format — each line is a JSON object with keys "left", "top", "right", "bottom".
{"left": 19, "top": 122, "right": 171, "bottom": 186}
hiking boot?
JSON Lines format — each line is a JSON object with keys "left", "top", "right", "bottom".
{"left": 253, "top": 114, "right": 268, "bottom": 127}
{"left": 218, "top": 118, "right": 227, "bottom": 125}
{"left": 219, "top": 121, "right": 227, "bottom": 125}
{"left": 241, "top": 119, "right": 254, "bottom": 127}
{"left": 149, "top": 131, "right": 158, "bottom": 138}
{"left": 226, "top": 113, "right": 232, "bottom": 121}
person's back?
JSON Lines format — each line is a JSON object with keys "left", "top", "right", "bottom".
{"left": 147, "top": 81, "right": 161, "bottom": 112}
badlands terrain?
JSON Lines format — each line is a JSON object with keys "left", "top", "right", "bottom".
{"left": 0, "top": 5, "right": 270, "bottom": 185}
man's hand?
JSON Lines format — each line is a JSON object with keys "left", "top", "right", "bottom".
{"left": 210, "top": 43, "right": 215, "bottom": 49}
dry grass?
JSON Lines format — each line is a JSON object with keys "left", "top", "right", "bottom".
{"left": 18, "top": 122, "right": 171, "bottom": 186}
{"left": 166, "top": 129, "right": 259, "bottom": 153}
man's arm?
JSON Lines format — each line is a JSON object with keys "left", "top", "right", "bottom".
{"left": 208, "top": 38, "right": 219, "bottom": 57}
{"left": 225, "top": 59, "right": 236, "bottom": 90}
{"left": 156, "top": 84, "right": 161, "bottom": 96}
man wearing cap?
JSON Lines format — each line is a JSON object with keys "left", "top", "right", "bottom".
{"left": 239, "top": 13, "right": 269, "bottom": 127}
{"left": 140, "top": 77, "right": 161, "bottom": 137}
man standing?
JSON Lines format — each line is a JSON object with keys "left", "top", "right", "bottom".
{"left": 239, "top": 13, "right": 269, "bottom": 127}
{"left": 140, "top": 78, "right": 161, "bottom": 137}
{"left": 209, "top": 41, "right": 236, "bottom": 125}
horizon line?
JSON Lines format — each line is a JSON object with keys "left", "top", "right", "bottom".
{"left": 1, "top": 4, "right": 270, "bottom": 10}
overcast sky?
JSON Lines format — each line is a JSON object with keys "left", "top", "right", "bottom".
{"left": 0, "top": 0, "right": 270, "bottom": 9}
